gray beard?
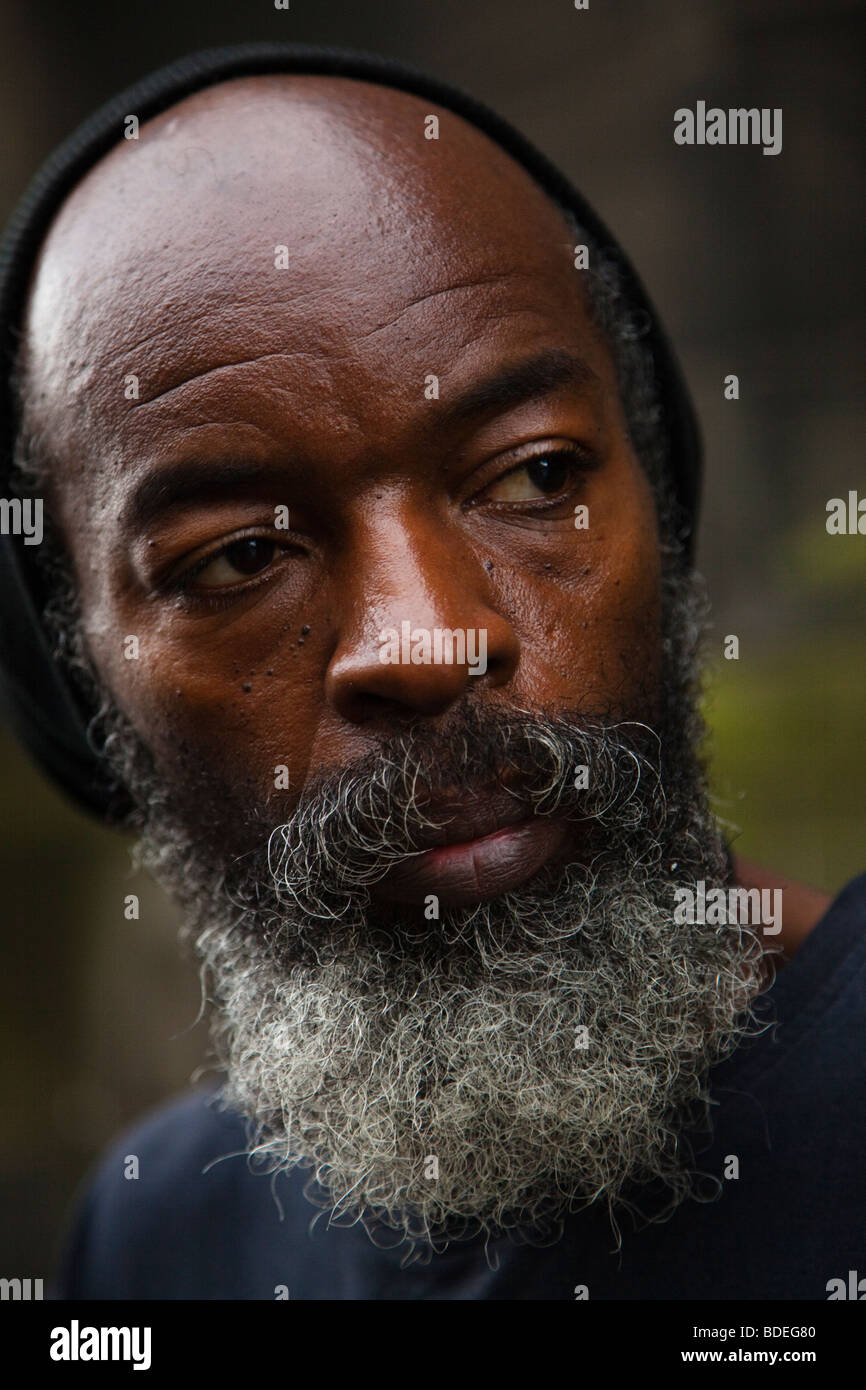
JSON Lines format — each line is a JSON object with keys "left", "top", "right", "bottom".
{"left": 90, "top": 566, "right": 766, "bottom": 1258}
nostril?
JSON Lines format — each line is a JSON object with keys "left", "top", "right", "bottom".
{"left": 351, "top": 689, "right": 405, "bottom": 722}
{"left": 350, "top": 686, "right": 458, "bottom": 724}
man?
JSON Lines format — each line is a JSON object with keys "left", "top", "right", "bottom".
{"left": 0, "top": 42, "right": 862, "bottom": 1300}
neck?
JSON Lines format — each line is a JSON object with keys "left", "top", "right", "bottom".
{"left": 732, "top": 853, "right": 832, "bottom": 983}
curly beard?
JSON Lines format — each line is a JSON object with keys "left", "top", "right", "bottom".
{"left": 87, "top": 566, "right": 766, "bottom": 1261}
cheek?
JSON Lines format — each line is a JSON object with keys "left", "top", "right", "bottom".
{"left": 494, "top": 503, "right": 663, "bottom": 720}
{"left": 86, "top": 603, "right": 320, "bottom": 829}
{"left": 75, "top": 519, "right": 323, "bottom": 814}
{"left": 583, "top": 532, "right": 663, "bottom": 719}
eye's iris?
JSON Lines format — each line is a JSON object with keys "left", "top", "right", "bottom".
{"left": 483, "top": 449, "right": 580, "bottom": 504}
{"left": 224, "top": 537, "right": 276, "bottom": 576}
{"left": 526, "top": 455, "right": 570, "bottom": 493}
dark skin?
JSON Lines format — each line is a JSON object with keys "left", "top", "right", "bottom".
{"left": 22, "top": 75, "right": 829, "bottom": 955}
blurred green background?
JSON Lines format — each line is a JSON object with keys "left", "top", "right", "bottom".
{"left": 1, "top": 0, "right": 863, "bottom": 1284}
{"left": 709, "top": 628, "right": 864, "bottom": 892}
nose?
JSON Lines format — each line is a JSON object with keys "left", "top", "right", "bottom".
{"left": 325, "top": 502, "right": 520, "bottom": 725}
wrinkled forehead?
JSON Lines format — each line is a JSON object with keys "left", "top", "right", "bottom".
{"left": 20, "top": 73, "right": 581, "bottom": 441}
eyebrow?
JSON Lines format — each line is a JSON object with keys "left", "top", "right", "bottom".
{"left": 122, "top": 347, "right": 599, "bottom": 532}
{"left": 122, "top": 460, "right": 283, "bottom": 533}
{"left": 442, "top": 347, "right": 600, "bottom": 424}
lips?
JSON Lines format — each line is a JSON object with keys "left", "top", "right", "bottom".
{"left": 408, "top": 789, "right": 530, "bottom": 849}
{"left": 371, "top": 788, "right": 570, "bottom": 907}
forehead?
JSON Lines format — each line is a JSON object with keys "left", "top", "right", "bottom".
{"left": 22, "top": 74, "right": 604, "bottom": 496}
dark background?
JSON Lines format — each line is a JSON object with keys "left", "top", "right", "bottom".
{"left": 1, "top": 0, "right": 863, "bottom": 1282}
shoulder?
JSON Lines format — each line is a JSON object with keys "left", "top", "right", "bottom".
{"left": 82, "top": 1084, "right": 248, "bottom": 1195}
{"left": 719, "top": 869, "right": 866, "bottom": 1101}
{"left": 53, "top": 1086, "right": 289, "bottom": 1299}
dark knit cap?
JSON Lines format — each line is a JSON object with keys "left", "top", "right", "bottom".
{"left": 0, "top": 40, "right": 702, "bottom": 820}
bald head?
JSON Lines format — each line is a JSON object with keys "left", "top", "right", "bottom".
{"left": 23, "top": 75, "right": 596, "bottom": 501}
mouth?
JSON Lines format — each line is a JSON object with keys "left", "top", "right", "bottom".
{"left": 370, "top": 789, "right": 570, "bottom": 907}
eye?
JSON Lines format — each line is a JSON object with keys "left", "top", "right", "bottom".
{"left": 184, "top": 536, "right": 280, "bottom": 590}
{"left": 481, "top": 447, "right": 588, "bottom": 504}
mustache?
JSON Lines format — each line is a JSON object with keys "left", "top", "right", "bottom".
{"left": 265, "top": 705, "right": 668, "bottom": 921}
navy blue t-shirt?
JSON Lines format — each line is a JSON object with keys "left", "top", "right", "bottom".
{"left": 54, "top": 872, "right": 866, "bottom": 1300}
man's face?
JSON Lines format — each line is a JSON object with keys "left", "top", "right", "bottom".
{"left": 20, "top": 75, "right": 762, "bottom": 1250}
{"left": 23, "top": 74, "right": 662, "bottom": 872}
